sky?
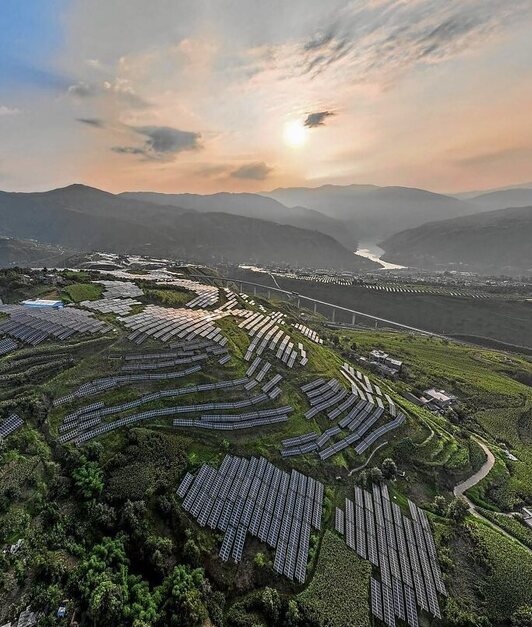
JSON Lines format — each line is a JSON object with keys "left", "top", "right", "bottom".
{"left": 1, "top": 0, "right": 532, "bottom": 194}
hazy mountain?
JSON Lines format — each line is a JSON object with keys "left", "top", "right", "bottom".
{"left": 120, "top": 191, "right": 350, "bottom": 246}
{"left": 469, "top": 188, "right": 532, "bottom": 211}
{"left": 380, "top": 205, "right": 532, "bottom": 275}
{"left": 0, "top": 184, "right": 375, "bottom": 270}
{"left": 263, "top": 184, "right": 483, "bottom": 242}
{"left": 451, "top": 181, "right": 532, "bottom": 200}
{"left": 0, "top": 237, "right": 74, "bottom": 268}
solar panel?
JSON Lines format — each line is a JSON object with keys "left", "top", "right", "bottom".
{"left": 370, "top": 578, "right": 384, "bottom": 621}
{"left": 392, "top": 577, "right": 406, "bottom": 621}
{"left": 404, "top": 585, "right": 419, "bottom": 627}
{"left": 335, "top": 507, "right": 345, "bottom": 536}
{"left": 382, "top": 584, "right": 396, "bottom": 627}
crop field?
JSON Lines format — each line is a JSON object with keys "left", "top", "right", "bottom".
{"left": 62, "top": 282, "right": 103, "bottom": 302}
{"left": 298, "top": 530, "right": 371, "bottom": 627}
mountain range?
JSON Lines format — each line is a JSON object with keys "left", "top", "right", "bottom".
{"left": 0, "top": 184, "right": 373, "bottom": 270}
{"left": 1, "top": 181, "right": 530, "bottom": 274}
{"left": 380, "top": 205, "right": 532, "bottom": 274}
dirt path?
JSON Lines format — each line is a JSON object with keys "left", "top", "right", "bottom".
{"left": 454, "top": 439, "right": 531, "bottom": 553}
{"left": 454, "top": 439, "right": 495, "bottom": 499}
{"left": 347, "top": 441, "right": 388, "bottom": 476}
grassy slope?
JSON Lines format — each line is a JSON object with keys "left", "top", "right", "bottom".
{"left": 298, "top": 530, "right": 371, "bottom": 627}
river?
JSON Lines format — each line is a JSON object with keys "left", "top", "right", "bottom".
{"left": 354, "top": 243, "right": 406, "bottom": 270}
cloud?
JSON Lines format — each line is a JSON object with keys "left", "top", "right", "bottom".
{"left": 304, "top": 111, "right": 334, "bottom": 128}
{"left": 0, "top": 105, "right": 20, "bottom": 117}
{"left": 247, "top": 0, "right": 530, "bottom": 88}
{"left": 230, "top": 162, "right": 272, "bottom": 180}
{"left": 453, "top": 145, "right": 532, "bottom": 168}
{"left": 77, "top": 117, "right": 105, "bottom": 128}
{"left": 112, "top": 125, "right": 202, "bottom": 160}
{"left": 68, "top": 81, "right": 96, "bottom": 97}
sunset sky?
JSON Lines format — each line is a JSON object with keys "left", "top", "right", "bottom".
{"left": 1, "top": 0, "right": 532, "bottom": 194}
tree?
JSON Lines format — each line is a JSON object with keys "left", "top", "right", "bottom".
{"left": 156, "top": 565, "right": 208, "bottom": 627}
{"left": 286, "top": 599, "right": 301, "bottom": 626}
{"left": 432, "top": 495, "right": 447, "bottom": 516}
{"left": 381, "top": 458, "right": 397, "bottom": 480}
{"left": 89, "top": 578, "right": 125, "bottom": 624}
{"left": 368, "top": 467, "right": 383, "bottom": 484}
{"left": 447, "top": 497, "right": 469, "bottom": 524}
{"left": 512, "top": 605, "right": 532, "bottom": 627}
{"left": 72, "top": 461, "right": 103, "bottom": 499}
{"left": 357, "top": 470, "right": 369, "bottom": 488}
{"left": 254, "top": 552, "right": 267, "bottom": 568}
{"left": 184, "top": 538, "right": 201, "bottom": 568}
{"left": 261, "top": 587, "right": 281, "bottom": 623}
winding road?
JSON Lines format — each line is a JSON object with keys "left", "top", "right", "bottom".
{"left": 454, "top": 439, "right": 531, "bottom": 553}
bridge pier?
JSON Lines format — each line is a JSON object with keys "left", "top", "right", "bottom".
{"left": 297, "top": 297, "right": 301, "bottom": 308}
{"left": 313, "top": 302, "right": 317, "bottom": 314}
{"left": 267, "top": 289, "right": 271, "bottom": 299}
{"left": 253, "top": 286, "right": 257, "bottom": 296}
{"left": 331, "top": 308, "right": 336, "bottom": 322}
{"left": 352, "top": 313, "right": 356, "bottom": 325}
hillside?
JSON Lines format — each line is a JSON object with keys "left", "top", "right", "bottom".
{"left": 470, "top": 188, "right": 532, "bottom": 211}
{"left": 0, "top": 237, "right": 74, "bottom": 268}
{"left": 1, "top": 267, "right": 531, "bottom": 626}
{"left": 263, "top": 184, "right": 482, "bottom": 242}
{"left": 380, "top": 205, "right": 532, "bottom": 274}
{"left": 0, "top": 185, "right": 375, "bottom": 270}
{"left": 120, "top": 191, "right": 350, "bottom": 247}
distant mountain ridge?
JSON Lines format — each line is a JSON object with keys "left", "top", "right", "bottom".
{"left": 262, "top": 184, "right": 485, "bottom": 242}
{"left": 120, "top": 190, "right": 350, "bottom": 246}
{"left": 380, "top": 205, "right": 532, "bottom": 275}
{"left": 0, "top": 184, "right": 374, "bottom": 270}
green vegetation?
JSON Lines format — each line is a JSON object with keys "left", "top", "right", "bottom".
{"left": 1, "top": 267, "right": 531, "bottom": 626}
{"left": 62, "top": 282, "right": 103, "bottom": 302}
{"left": 298, "top": 530, "right": 371, "bottom": 627}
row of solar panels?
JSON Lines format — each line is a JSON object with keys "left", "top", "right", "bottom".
{"left": 0, "top": 337, "right": 18, "bottom": 356}
{"left": 124, "top": 338, "right": 218, "bottom": 360}
{"left": 53, "top": 364, "right": 202, "bottom": 406}
{"left": 59, "top": 377, "right": 251, "bottom": 434}
{"left": 60, "top": 391, "right": 274, "bottom": 443}
{"left": 293, "top": 323, "right": 323, "bottom": 344}
{"left": 0, "top": 413, "right": 23, "bottom": 438}
{"left": 335, "top": 484, "right": 446, "bottom": 627}
{"left": 121, "top": 351, "right": 212, "bottom": 371}
{"left": 176, "top": 456, "right": 323, "bottom": 583}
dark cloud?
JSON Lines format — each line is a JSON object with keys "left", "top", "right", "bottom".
{"left": 297, "top": 1, "right": 529, "bottom": 81}
{"left": 68, "top": 81, "right": 96, "bottom": 97}
{"left": 111, "top": 146, "right": 147, "bottom": 156}
{"left": 112, "top": 125, "right": 202, "bottom": 160}
{"left": 304, "top": 111, "right": 335, "bottom": 128}
{"left": 77, "top": 117, "right": 105, "bottom": 128}
{"left": 230, "top": 162, "right": 272, "bottom": 180}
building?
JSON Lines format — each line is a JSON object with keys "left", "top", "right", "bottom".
{"left": 423, "top": 388, "right": 457, "bottom": 409}
{"left": 368, "top": 349, "right": 403, "bottom": 377}
{"left": 21, "top": 299, "right": 63, "bottom": 309}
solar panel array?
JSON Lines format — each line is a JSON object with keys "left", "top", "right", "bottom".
{"left": 0, "top": 336, "right": 18, "bottom": 356}
{"left": 336, "top": 485, "right": 446, "bottom": 626}
{"left": 283, "top": 376, "right": 405, "bottom": 461}
{"left": 293, "top": 323, "right": 323, "bottom": 344}
{"left": 232, "top": 310, "right": 304, "bottom": 368}
{"left": 0, "top": 305, "right": 111, "bottom": 346}
{"left": 177, "top": 456, "right": 323, "bottom": 582}
{"left": 0, "top": 413, "right": 23, "bottom": 438}
{"left": 80, "top": 297, "right": 142, "bottom": 315}
{"left": 119, "top": 304, "right": 228, "bottom": 345}
{"left": 152, "top": 278, "right": 220, "bottom": 308}
{"left": 94, "top": 280, "right": 144, "bottom": 299}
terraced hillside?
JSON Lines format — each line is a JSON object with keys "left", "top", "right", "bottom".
{"left": 0, "top": 266, "right": 530, "bottom": 626}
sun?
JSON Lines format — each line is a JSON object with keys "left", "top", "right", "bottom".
{"left": 283, "top": 120, "right": 308, "bottom": 148}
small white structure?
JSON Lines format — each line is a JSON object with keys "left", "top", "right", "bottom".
{"left": 21, "top": 299, "right": 63, "bottom": 309}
